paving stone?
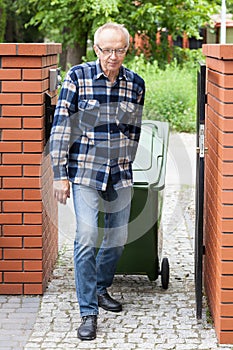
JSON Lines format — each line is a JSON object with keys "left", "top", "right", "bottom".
{"left": 2, "top": 134, "right": 233, "bottom": 349}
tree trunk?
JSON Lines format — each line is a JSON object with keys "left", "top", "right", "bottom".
{"left": 65, "top": 41, "right": 87, "bottom": 69}
{"left": 4, "top": 17, "right": 15, "bottom": 42}
{"left": 59, "top": 48, "right": 67, "bottom": 71}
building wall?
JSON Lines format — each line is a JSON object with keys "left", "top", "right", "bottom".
{"left": 0, "top": 43, "right": 61, "bottom": 294}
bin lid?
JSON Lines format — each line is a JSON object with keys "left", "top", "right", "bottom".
{"left": 132, "top": 120, "right": 169, "bottom": 190}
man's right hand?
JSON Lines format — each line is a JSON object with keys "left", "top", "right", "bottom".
{"left": 53, "top": 180, "right": 70, "bottom": 205}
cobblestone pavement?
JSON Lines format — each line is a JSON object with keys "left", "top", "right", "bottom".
{"left": 1, "top": 133, "right": 233, "bottom": 350}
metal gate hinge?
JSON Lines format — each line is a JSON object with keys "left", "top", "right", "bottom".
{"left": 196, "top": 124, "right": 208, "bottom": 158}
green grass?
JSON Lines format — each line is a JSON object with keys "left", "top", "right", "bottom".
{"left": 127, "top": 56, "right": 198, "bottom": 133}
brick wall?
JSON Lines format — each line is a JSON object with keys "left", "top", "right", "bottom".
{"left": 203, "top": 44, "right": 233, "bottom": 344}
{"left": 0, "top": 43, "right": 61, "bottom": 295}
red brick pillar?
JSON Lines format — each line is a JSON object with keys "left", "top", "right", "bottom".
{"left": 203, "top": 44, "right": 233, "bottom": 344}
{"left": 0, "top": 43, "right": 62, "bottom": 295}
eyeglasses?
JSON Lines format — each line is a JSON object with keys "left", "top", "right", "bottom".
{"left": 97, "top": 45, "right": 127, "bottom": 56}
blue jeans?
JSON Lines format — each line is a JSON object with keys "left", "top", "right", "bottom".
{"left": 72, "top": 181, "right": 131, "bottom": 317}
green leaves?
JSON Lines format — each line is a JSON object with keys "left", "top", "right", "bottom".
{"left": 0, "top": 0, "right": 6, "bottom": 42}
{"left": 126, "top": 54, "right": 200, "bottom": 132}
{"left": 130, "top": 3, "right": 163, "bottom": 30}
{"left": 20, "top": 0, "right": 119, "bottom": 46}
{"left": 12, "top": 0, "right": 222, "bottom": 62}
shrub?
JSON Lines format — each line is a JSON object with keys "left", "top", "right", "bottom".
{"left": 126, "top": 55, "right": 198, "bottom": 133}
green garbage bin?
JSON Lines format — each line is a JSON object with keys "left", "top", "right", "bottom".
{"left": 116, "top": 120, "right": 170, "bottom": 289}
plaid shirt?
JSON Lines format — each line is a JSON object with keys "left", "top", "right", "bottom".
{"left": 50, "top": 59, "right": 145, "bottom": 191}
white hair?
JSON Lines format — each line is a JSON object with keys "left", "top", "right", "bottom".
{"left": 94, "top": 22, "right": 130, "bottom": 47}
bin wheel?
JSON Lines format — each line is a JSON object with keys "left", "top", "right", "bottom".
{"left": 161, "top": 257, "right": 169, "bottom": 289}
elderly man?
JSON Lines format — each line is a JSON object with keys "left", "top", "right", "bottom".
{"left": 50, "top": 22, "right": 145, "bottom": 341}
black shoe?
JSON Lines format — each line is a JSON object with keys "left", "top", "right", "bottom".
{"left": 77, "top": 315, "right": 97, "bottom": 341}
{"left": 98, "top": 292, "right": 122, "bottom": 312}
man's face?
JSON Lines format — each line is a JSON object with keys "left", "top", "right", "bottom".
{"left": 94, "top": 29, "right": 128, "bottom": 76}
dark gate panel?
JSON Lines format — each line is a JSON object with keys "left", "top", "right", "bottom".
{"left": 45, "top": 93, "right": 55, "bottom": 145}
{"left": 195, "top": 62, "right": 206, "bottom": 319}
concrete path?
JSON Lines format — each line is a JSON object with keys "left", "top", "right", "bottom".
{"left": 0, "top": 133, "right": 233, "bottom": 350}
